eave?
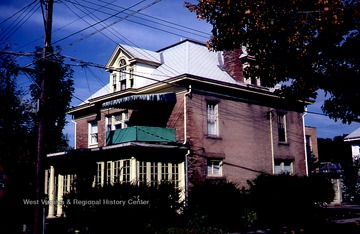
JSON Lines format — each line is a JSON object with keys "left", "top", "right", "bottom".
{"left": 68, "top": 73, "right": 312, "bottom": 116}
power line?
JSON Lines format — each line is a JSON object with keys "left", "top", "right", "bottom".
{"left": 0, "top": 1, "right": 40, "bottom": 44}
{"left": 70, "top": 0, "right": 210, "bottom": 39}
{"left": 53, "top": 0, "right": 148, "bottom": 44}
{"left": 0, "top": 0, "right": 37, "bottom": 25}
{"left": 96, "top": 0, "right": 210, "bottom": 36}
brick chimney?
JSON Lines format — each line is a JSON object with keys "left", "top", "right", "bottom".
{"left": 223, "top": 49, "right": 244, "bottom": 82}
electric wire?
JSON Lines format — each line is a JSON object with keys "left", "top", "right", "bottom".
{"left": 53, "top": 0, "right": 148, "bottom": 44}
{"left": 0, "top": 0, "right": 37, "bottom": 25}
{"left": 69, "top": 0, "right": 210, "bottom": 39}
{"left": 95, "top": 0, "right": 210, "bottom": 37}
{"left": 0, "top": 2, "right": 40, "bottom": 45}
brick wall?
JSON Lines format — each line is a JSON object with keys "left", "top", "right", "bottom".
{"left": 73, "top": 90, "right": 306, "bottom": 188}
{"left": 223, "top": 49, "right": 244, "bottom": 82}
{"left": 186, "top": 93, "right": 306, "bottom": 187}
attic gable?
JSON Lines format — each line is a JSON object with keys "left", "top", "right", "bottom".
{"left": 106, "top": 44, "right": 162, "bottom": 69}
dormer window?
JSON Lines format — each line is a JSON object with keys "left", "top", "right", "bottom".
{"left": 119, "top": 59, "right": 127, "bottom": 90}
{"left": 112, "top": 73, "right": 117, "bottom": 92}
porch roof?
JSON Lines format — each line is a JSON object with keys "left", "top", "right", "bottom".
{"left": 102, "top": 92, "right": 176, "bottom": 109}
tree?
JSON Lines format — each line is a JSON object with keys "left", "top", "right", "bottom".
{"left": 0, "top": 49, "right": 36, "bottom": 233}
{"left": 29, "top": 46, "right": 74, "bottom": 153}
{"left": 317, "top": 135, "right": 352, "bottom": 163}
{"left": 185, "top": 0, "right": 360, "bottom": 124}
{"left": 247, "top": 173, "right": 335, "bottom": 231}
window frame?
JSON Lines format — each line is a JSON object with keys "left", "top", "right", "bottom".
{"left": 106, "top": 111, "right": 128, "bottom": 131}
{"left": 207, "top": 159, "right": 223, "bottom": 177}
{"left": 207, "top": 101, "right": 219, "bottom": 136}
{"left": 88, "top": 121, "right": 98, "bottom": 147}
{"left": 274, "top": 160, "right": 293, "bottom": 174}
{"left": 277, "top": 112, "right": 287, "bottom": 143}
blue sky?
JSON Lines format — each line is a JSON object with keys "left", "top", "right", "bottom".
{"left": 1, "top": 0, "right": 360, "bottom": 147}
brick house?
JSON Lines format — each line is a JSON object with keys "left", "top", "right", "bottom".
{"left": 344, "top": 127, "right": 360, "bottom": 161}
{"left": 45, "top": 39, "right": 310, "bottom": 217}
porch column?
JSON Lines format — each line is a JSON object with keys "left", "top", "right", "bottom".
{"left": 47, "top": 166, "right": 56, "bottom": 218}
{"left": 56, "top": 175, "right": 64, "bottom": 217}
{"left": 130, "top": 157, "right": 137, "bottom": 182}
{"left": 179, "top": 161, "right": 185, "bottom": 202}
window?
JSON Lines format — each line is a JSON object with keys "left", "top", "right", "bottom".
{"left": 122, "top": 160, "right": 130, "bottom": 183}
{"left": 207, "top": 102, "right": 219, "bottom": 136}
{"left": 161, "top": 162, "right": 169, "bottom": 181}
{"left": 150, "top": 162, "right": 158, "bottom": 187}
{"left": 171, "top": 163, "right": 179, "bottom": 187}
{"left": 89, "top": 121, "right": 98, "bottom": 146}
{"left": 113, "top": 160, "right": 121, "bottom": 183}
{"left": 274, "top": 160, "right": 293, "bottom": 174}
{"left": 277, "top": 113, "right": 287, "bottom": 142}
{"left": 112, "top": 73, "right": 117, "bottom": 92}
{"left": 207, "top": 160, "right": 222, "bottom": 176}
{"left": 106, "top": 111, "right": 128, "bottom": 131}
{"left": 63, "top": 174, "right": 75, "bottom": 193}
{"left": 119, "top": 59, "right": 127, "bottom": 90}
{"left": 138, "top": 161, "right": 147, "bottom": 185}
{"left": 129, "top": 68, "right": 134, "bottom": 88}
{"left": 96, "top": 162, "right": 103, "bottom": 186}
{"left": 106, "top": 161, "right": 112, "bottom": 185}
{"left": 137, "top": 161, "right": 180, "bottom": 187}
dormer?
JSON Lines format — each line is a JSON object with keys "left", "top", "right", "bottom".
{"left": 106, "top": 44, "right": 162, "bottom": 93}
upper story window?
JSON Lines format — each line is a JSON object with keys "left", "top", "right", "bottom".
{"left": 119, "top": 59, "right": 127, "bottom": 90}
{"left": 277, "top": 112, "right": 287, "bottom": 142}
{"left": 129, "top": 68, "right": 134, "bottom": 88}
{"left": 112, "top": 73, "right": 117, "bottom": 92}
{"left": 207, "top": 101, "right": 219, "bottom": 136}
{"left": 106, "top": 111, "right": 128, "bottom": 131}
{"left": 88, "top": 121, "right": 98, "bottom": 147}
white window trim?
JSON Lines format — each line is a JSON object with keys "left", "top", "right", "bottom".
{"left": 88, "top": 121, "right": 98, "bottom": 147}
{"left": 106, "top": 111, "right": 128, "bottom": 132}
{"left": 207, "top": 102, "right": 219, "bottom": 136}
{"left": 277, "top": 113, "right": 287, "bottom": 143}
{"left": 274, "top": 161, "right": 293, "bottom": 174}
{"left": 207, "top": 159, "right": 223, "bottom": 177}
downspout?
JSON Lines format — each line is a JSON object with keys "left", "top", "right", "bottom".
{"left": 269, "top": 109, "right": 275, "bottom": 174}
{"left": 303, "top": 108, "right": 309, "bottom": 176}
{"left": 71, "top": 119, "right": 77, "bottom": 149}
{"left": 183, "top": 85, "right": 192, "bottom": 207}
{"left": 183, "top": 85, "right": 192, "bottom": 145}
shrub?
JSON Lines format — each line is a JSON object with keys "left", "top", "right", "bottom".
{"left": 247, "top": 173, "right": 335, "bottom": 230}
{"left": 62, "top": 181, "right": 183, "bottom": 233}
{"left": 186, "top": 180, "right": 252, "bottom": 232}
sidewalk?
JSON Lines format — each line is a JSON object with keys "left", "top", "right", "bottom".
{"left": 324, "top": 204, "right": 360, "bottom": 225}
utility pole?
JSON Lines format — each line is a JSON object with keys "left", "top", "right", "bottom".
{"left": 34, "top": 0, "right": 53, "bottom": 233}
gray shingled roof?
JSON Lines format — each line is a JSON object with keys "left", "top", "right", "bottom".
{"left": 344, "top": 127, "right": 360, "bottom": 141}
{"left": 82, "top": 39, "right": 245, "bottom": 103}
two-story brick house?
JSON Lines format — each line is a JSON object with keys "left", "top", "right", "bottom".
{"left": 45, "top": 39, "right": 310, "bottom": 217}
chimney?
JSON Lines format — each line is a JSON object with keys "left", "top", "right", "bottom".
{"left": 223, "top": 49, "right": 244, "bottom": 82}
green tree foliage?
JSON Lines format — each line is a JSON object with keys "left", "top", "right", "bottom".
{"left": 0, "top": 51, "right": 33, "bottom": 167}
{"left": 318, "top": 135, "right": 352, "bottom": 163}
{"left": 29, "top": 46, "right": 74, "bottom": 153}
{"left": 185, "top": 0, "right": 360, "bottom": 123}
{"left": 186, "top": 180, "right": 251, "bottom": 232}
{"left": 342, "top": 158, "right": 360, "bottom": 204}
{"left": 0, "top": 50, "right": 35, "bottom": 234}
{"left": 61, "top": 182, "right": 183, "bottom": 234}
